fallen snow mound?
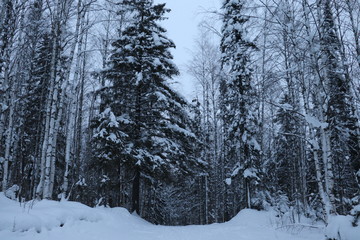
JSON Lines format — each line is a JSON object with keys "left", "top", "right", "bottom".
{"left": 326, "top": 215, "right": 360, "bottom": 240}
{"left": 0, "top": 193, "right": 327, "bottom": 240}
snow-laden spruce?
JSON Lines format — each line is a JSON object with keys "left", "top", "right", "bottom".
{"left": 91, "top": 0, "right": 205, "bottom": 225}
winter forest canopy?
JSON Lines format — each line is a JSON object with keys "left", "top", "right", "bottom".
{"left": 0, "top": 0, "right": 359, "bottom": 233}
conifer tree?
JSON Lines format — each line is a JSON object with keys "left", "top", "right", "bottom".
{"left": 273, "top": 94, "right": 305, "bottom": 208}
{"left": 320, "top": 0, "right": 360, "bottom": 214}
{"left": 21, "top": 33, "right": 52, "bottom": 199}
{"left": 92, "top": 0, "right": 204, "bottom": 222}
{"left": 220, "top": 0, "right": 261, "bottom": 213}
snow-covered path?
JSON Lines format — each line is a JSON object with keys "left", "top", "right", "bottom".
{"left": 0, "top": 194, "right": 325, "bottom": 240}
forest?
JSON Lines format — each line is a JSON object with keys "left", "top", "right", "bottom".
{"left": 0, "top": 0, "right": 359, "bottom": 230}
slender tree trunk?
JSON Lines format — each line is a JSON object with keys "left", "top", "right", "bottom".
{"left": 36, "top": 1, "right": 61, "bottom": 198}
{"left": 75, "top": 9, "right": 90, "bottom": 184}
{"left": 204, "top": 175, "right": 209, "bottom": 225}
{"left": 62, "top": 0, "right": 86, "bottom": 200}
{"left": 344, "top": 0, "right": 360, "bottom": 69}
{"left": 42, "top": 80, "right": 59, "bottom": 199}
{"left": 0, "top": 0, "right": 15, "bottom": 191}
{"left": 312, "top": 129, "right": 331, "bottom": 222}
{"left": 2, "top": 78, "right": 15, "bottom": 191}
{"left": 132, "top": 168, "right": 140, "bottom": 214}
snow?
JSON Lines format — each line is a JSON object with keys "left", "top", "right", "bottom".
{"left": 326, "top": 215, "right": 360, "bottom": 240}
{"left": 154, "top": 91, "right": 167, "bottom": 102}
{"left": 309, "top": 139, "right": 320, "bottom": 150}
{"left": 108, "top": 111, "right": 119, "bottom": 128}
{"left": 230, "top": 163, "right": 242, "bottom": 177}
{"left": 136, "top": 72, "right": 143, "bottom": 85}
{"left": 280, "top": 103, "right": 293, "bottom": 110}
{"left": 106, "top": 133, "right": 119, "bottom": 143}
{"left": 225, "top": 178, "right": 232, "bottom": 185}
{"left": 96, "top": 128, "right": 107, "bottom": 138}
{"left": 250, "top": 138, "right": 261, "bottom": 151}
{"left": 0, "top": 193, "right": 329, "bottom": 240}
{"left": 0, "top": 102, "right": 8, "bottom": 112}
{"left": 243, "top": 168, "right": 259, "bottom": 180}
{"left": 352, "top": 204, "right": 360, "bottom": 214}
{"left": 4, "top": 185, "right": 20, "bottom": 200}
{"left": 75, "top": 178, "right": 87, "bottom": 187}
{"left": 305, "top": 114, "right": 328, "bottom": 129}
{"left": 166, "top": 122, "right": 196, "bottom": 138}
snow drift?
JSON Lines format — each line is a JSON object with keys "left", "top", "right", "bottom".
{"left": 0, "top": 193, "right": 356, "bottom": 240}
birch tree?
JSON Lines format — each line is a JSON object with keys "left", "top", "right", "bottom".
{"left": 188, "top": 27, "right": 222, "bottom": 223}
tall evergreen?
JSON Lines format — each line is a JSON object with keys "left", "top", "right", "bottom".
{"left": 20, "top": 33, "right": 52, "bottom": 200}
{"left": 273, "top": 94, "right": 306, "bottom": 212}
{"left": 91, "top": 0, "right": 204, "bottom": 223}
{"left": 320, "top": 0, "right": 360, "bottom": 214}
{"left": 220, "top": 0, "right": 261, "bottom": 215}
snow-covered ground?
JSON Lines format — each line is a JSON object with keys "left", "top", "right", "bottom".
{"left": 0, "top": 193, "right": 353, "bottom": 240}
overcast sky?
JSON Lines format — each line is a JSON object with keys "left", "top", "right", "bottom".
{"left": 153, "top": 0, "right": 221, "bottom": 100}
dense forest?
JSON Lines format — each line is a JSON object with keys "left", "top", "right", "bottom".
{"left": 0, "top": 0, "right": 359, "bottom": 227}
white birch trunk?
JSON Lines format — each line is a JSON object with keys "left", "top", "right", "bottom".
{"left": 2, "top": 79, "right": 15, "bottom": 191}
{"left": 300, "top": 0, "right": 335, "bottom": 221}
{"left": 310, "top": 127, "right": 332, "bottom": 223}
{"left": 320, "top": 127, "right": 335, "bottom": 205}
{"left": 36, "top": 0, "right": 62, "bottom": 199}
{"left": 315, "top": 0, "right": 337, "bottom": 213}
{"left": 301, "top": 79, "right": 332, "bottom": 222}
{"left": 0, "top": 1, "right": 14, "bottom": 187}
{"left": 61, "top": 0, "right": 86, "bottom": 200}
{"left": 42, "top": 80, "right": 60, "bottom": 199}
{"left": 62, "top": 101, "right": 75, "bottom": 200}
{"left": 0, "top": 107, "right": 6, "bottom": 152}
{"left": 37, "top": 0, "right": 83, "bottom": 199}
{"left": 36, "top": 50, "right": 57, "bottom": 198}
{"left": 204, "top": 175, "right": 208, "bottom": 225}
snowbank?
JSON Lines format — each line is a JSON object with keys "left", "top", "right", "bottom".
{"left": 0, "top": 193, "right": 102, "bottom": 233}
{"left": 326, "top": 215, "right": 360, "bottom": 240}
{"left": 0, "top": 193, "right": 326, "bottom": 240}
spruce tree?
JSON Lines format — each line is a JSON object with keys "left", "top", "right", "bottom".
{"left": 220, "top": 0, "right": 261, "bottom": 213}
{"left": 92, "top": 0, "right": 204, "bottom": 223}
{"left": 273, "top": 94, "right": 305, "bottom": 210}
{"left": 320, "top": 0, "right": 360, "bottom": 214}
{"left": 21, "top": 33, "right": 52, "bottom": 200}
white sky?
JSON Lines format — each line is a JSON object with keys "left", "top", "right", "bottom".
{"left": 153, "top": 0, "right": 221, "bottom": 100}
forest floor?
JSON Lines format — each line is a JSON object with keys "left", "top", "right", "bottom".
{"left": 0, "top": 193, "right": 344, "bottom": 240}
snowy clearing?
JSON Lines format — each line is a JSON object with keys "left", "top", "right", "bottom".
{"left": 0, "top": 193, "right": 327, "bottom": 240}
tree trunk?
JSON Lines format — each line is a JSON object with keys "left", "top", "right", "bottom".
{"left": 36, "top": 0, "right": 62, "bottom": 199}
{"left": 132, "top": 168, "right": 140, "bottom": 214}
{"left": 62, "top": 0, "right": 86, "bottom": 200}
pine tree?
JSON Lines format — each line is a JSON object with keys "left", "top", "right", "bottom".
{"left": 320, "top": 0, "right": 360, "bottom": 214}
{"left": 220, "top": 0, "right": 261, "bottom": 213}
{"left": 92, "top": 0, "right": 204, "bottom": 223}
{"left": 91, "top": 107, "right": 129, "bottom": 206}
{"left": 273, "top": 94, "right": 305, "bottom": 213}
{"left": 20, "top": 33, "right": 52, "bottom": 200}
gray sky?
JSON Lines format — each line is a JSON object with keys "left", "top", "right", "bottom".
{"left": 153, "top": 0, "right": 221, "bottom": 100}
